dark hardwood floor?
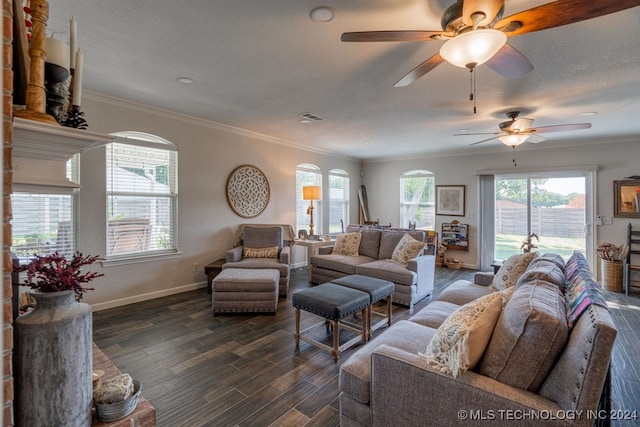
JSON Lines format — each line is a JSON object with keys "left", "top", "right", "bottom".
{"left": 93, "top": 267, "right": 640, "bottom": 427}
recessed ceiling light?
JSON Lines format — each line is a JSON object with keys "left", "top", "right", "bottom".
{"left": 580, "top": 111, "right": 597, "bottom": 116}
{"left": 363, "top": 141, "right": 372, "bottom": 145}
{"left": 299, "top": 119, "right": 312, "bottom": 124}
{"left": 176, "top": 77, "right": 194, "bottom": 85}
{"left": 457, "top": 128, "right": 469, "bottom": 133}
{"left": 310, "top": 6, "right": 336, "bottom": 23}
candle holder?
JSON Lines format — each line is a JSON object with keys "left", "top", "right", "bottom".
{"left": 44, "top": 62, "right": 70, "bottom": 123}
{"left": 62, "top": 105, "right": 88, "bottom": 129}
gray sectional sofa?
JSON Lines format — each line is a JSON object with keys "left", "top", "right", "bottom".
{"left": 309, "top": 227, "right": 435, "bottom": 312}
{"left": 339, "top": 251, "right": 617, "bottom": 426}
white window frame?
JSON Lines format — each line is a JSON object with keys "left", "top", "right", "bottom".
{"left": 104, "top": 132, "right": 179, "bottom": 264}
{"left": 400, "top": 170, "right": 435, "bottom": 230}
{"left": 296, "top": 163, "right": 323, "bottom": 235}
{"left": 329, "top": 169, "right": 349, "bottom": 235}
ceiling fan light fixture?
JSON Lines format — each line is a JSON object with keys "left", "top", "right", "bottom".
{"left": 499, "top": 133, "right": 529, "bottom": 147}
{"left": 439, "top": 29, "right": 507, "bottom": 68}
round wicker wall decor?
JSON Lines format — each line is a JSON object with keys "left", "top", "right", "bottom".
{"left": 225, "top": 164, "right": 270, "bottom": 218}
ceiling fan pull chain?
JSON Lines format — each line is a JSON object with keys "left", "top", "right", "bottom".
{"left": 512, "top": 146, "right": 517, "bottom": 167}
{"left": 469, "top": 67, "right": 477, "bottom": 114}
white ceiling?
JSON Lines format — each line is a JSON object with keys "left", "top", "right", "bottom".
{"left": 46, "top": 0, "right": 640, "bottom": 161}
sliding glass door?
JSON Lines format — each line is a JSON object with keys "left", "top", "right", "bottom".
{"left": 495, "top": 175, "right": 589, "bottom": 261}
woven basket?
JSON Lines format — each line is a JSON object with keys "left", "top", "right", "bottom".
{"left": 601, "top": 259, "right": 623, "bottom": 292}
{"left": 445, "top": 260, "right": 462, "bottom": 270}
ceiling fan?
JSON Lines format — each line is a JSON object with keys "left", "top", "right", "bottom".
{"left": 341, "top": 0, "right": 640, "bottom": 87}
{"left": 454, "top": 110, "right": 592, "bottom": 147}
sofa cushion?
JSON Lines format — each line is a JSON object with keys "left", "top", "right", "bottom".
{"left": 515, "top": 258, "right": 566, "bottom": 291}
{"left": 339, "top": 320, "right": 436, "bottom": 404}
{"left": 222, "top": 258, "right": 289, "bottom": 277}
{"left": 378, "top": 230, "right": 425, "bottom": 260}
{"left": 478, "top": 279, "right": 568, "bottom": 391}
{"left": 491, "top": 252, "right": 538, "bottom": 291}
{"left": 421, "top": 292, "right": 503, "bottom": 377}
{"left": 409, "top": 300, "right": 461, "bottom": 329}
{"left": 310, "top": 254, "right": 374, "bottom": 275}
{"left": 357, "top": 229, "right": 381, "bottom": 260}
{"left": 355, "top": 259, "right": 417, "bottom": 285}
{"left": 333, "top": 232, "right": 362, "bottom": 256}
{"left": 391, "top": 234, "right": 426, "bottom": 267}
{"left": 437, "top": 279, "right": 495, "bottom": 306}
{"left": 243, "top": 246, "right": 279, "bottom": 259}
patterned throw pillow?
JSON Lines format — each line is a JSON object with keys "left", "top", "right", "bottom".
{"left": 565, "top": 251, "right": 608, "bottom": 328}
{"left": 243, "top": 246, "right": 279, "bottom": 259}
{"left": 491, "top": 252, "right": 538, "bottom": 291}
{"left": 332, "top": 232, "right": 362, "bottom": 256}
{"left": 421, "top": 292, "right": 503, "bottom": 378}
{"left": 391, "top": 234, "right": 426, "bottom": 267}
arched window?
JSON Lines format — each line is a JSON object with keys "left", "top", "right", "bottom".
{"left": 400, "top": 170, "right": 435, "bottom": 230}
{"left": 329, "top": 169, "right": 349, "bottom": 234}
{"left": 106, "top": 131, "right": 178, "bottom": 259}
{"left": 296, "top": 163, "right": 322, "bottom": 235}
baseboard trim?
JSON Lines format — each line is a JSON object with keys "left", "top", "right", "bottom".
{"left": 91, "top": 281, "right": 207, "bottom": 311}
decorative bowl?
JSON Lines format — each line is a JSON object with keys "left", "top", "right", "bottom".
{"left": 95, "top": 380, "right": 141, "bottom": 422}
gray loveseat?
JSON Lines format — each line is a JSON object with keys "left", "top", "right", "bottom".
{"left": 339, "top": 251, "right": 617, "bottom": 426}
{"left": 310, "top": 227, "right": 436, "bottom": 312}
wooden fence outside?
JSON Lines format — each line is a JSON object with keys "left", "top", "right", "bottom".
{"left": 496, "top": 207, "right": 584, "bottom": 238}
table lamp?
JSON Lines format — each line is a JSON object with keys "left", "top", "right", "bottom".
{"left": 302, "top": 186, "right": 321, "bottom": 235}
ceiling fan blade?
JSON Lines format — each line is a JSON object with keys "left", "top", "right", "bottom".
{"left": 485, "top": 44, "right": 533, "bottom": 78}
{"left": 530, "top": 123, "right": 592, "bottom": 133}
{"left": 394, "top": 53, "right": 445, "bottom": 87}
{"left": 463, "top": 0, "right": 505, "bottom": 26}
{"left": 341, "top": 30, "right": 449, "bottom": 42}
{"left": 512, "top": 117, "right": 534, "bottom": 132}
{"left": 470, "top": 135, "right": 501, "bottom": 145}
{"left": 495, "top": 0, "right": 640, "bottom": 37}
{"left": 454, "top": 132, "right": 500, "bottom": 136}
{"left": 526, "top": 133, "right": 546, "bottom": 144}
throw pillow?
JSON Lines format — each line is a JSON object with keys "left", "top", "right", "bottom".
{"left": 243, "top": 246, "right": 279, "bottom": 259}
{"left": 332, "top": 232, "right": 362, "bottom": 256}
{"left": 421, "top": 292, "right": 503, "bottom": 378}
{"left": 491, "top": 252, "right": 539, "bottom": 291}
{"left": 564, "top": 251, "right": 608, "bottom": 328}
{"left": 391, "top": 233, "right": 426, "bottom": 267}
{"left": 478, "top": 280, "right": 568, "bottom": 391}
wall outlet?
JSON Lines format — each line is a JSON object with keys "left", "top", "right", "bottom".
{"left": 603, "top": 216, "right": 613, "bottom": 225}
{"left": 193, "top": 263, "right": 199, "bottom": 272}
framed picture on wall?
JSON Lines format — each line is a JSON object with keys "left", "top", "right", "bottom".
{"left": 614, "top": 180, "right": 640, "bottom": 218}
{"left": 436, "top": 185, "right": 465, "bottom": 216}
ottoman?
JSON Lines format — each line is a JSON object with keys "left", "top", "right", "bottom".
{"left": 330, "top": 275, "right": 395, "bottom": 340}
{"left": 212, "top": 268, "right": 279, "bottom": 315}
{"left": 292, "top": 283, "right": 370, "bottom": 363}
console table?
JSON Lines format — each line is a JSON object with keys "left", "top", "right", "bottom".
{"left": 92, "top": 344, "right": 156, "bottom": 426}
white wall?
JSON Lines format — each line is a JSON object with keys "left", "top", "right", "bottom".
{"left": 78, "top": 95, "right": 362, "bottom": 310}
{"left": 362, "top": 139, "right": 640, "bottom": 275}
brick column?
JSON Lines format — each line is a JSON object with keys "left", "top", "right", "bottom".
{"left": 2, "top": 0, "right": 14, "bottom": 425}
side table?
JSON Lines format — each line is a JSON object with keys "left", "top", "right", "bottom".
{"left": 204, "top": 259, "right": 226, "bottom": 294}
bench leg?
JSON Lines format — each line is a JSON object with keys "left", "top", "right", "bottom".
{"left": 294, "top": 308, "right": 300, "bottom": 345}
{"left": 332, "top": 320, "right": 340, "bottom": 363}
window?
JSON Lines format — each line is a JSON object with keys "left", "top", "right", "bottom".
{"left": 106, "top": 132, "right": 178, "bottom": 259}
{"left": 296, "top": 164, "right": 322, "bottom": 234}
{"left": 11, "top": 187, "right": 76, "bottom": 259}
{"left": 329, "top": 169, "right": 349, "bottom": 234}
{"left": 400, "top": 170, "right": 435, "bottom": 230}
{"left": 11, "top": 156, "right": 79, "bottom": 260}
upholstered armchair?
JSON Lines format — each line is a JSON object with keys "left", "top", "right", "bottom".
{"left": 223, "top": 225, "right": 291, "bottom": 297}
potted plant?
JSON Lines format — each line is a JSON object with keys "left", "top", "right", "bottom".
{"left": 14, "top": 251, "right": 104, "bottom": 427}
{"left": 15, "top": 251, "right": 104, "bottom": 300}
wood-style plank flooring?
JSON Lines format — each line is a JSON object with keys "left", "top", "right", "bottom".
{"left": 93, "top": 267, "right": 640, "bottom": 427}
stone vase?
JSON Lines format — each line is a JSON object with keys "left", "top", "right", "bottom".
{"left": 16, "top": 290, "right": 93, "bottom": 427}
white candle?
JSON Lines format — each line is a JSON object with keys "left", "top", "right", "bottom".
{"left": 72, "top": 49, "right": 83, "bottom": 106}
{"left": 70, "top": 17, "right": 77, "bottom": 69}
{"left": 45, "top": 37, "right": 70, "bottom": 70}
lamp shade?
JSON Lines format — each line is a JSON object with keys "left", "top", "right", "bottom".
{"left": 499, "top": 134, "right": 529, "bottom": 147}
{"left": 439, "top": 29, "right": 507, "bottom": 68}
{"left": 302, "top": 186, "right": 321, "bottom": 201}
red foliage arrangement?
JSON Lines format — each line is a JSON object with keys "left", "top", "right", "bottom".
{"left": 14, "top": 251, "right": 104, "bottom": 299}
